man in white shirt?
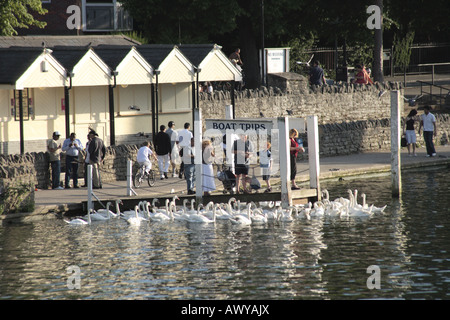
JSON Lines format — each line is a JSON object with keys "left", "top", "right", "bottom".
{"left": 137, "top": 141, "right": 157, "bottom": 173}
{"left": 418, "top": 105, "right": 437, "bottom": 157}
{"left": 166, "top": 121, "right": 179, "bottom": 177}
{"left": 62, "top": 132, "right": 83, "bottom": 188}
{"left": 177, "top": 122, "right": 193, "bottom": 178}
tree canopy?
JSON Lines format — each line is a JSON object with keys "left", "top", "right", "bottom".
{"left": 121, "top": 0, "right": 450, "bottom": 87}
{"left": 0, "top": 0, "right": 47, "bottom": 36}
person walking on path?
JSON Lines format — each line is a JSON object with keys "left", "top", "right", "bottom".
{"left": 258, "top": 141, "right": 273, "bottom": 193}
{"left": 166, "top": 121, "right": 179, "bottom": 177}
{"left": 289, "top": 129, "right": 305, "bottom": 190}
{"left": 154, "top": 125, "right": 172, "bottom": 180}
{"left": 418, "top": 105, "right": 437, "bottom": 157}
{"left": 87, "top": 130, "right": 106, "bottom": 189}
{"left": 62, "top": 133, "right": 83, "bottom": 188}
{"left": 177, "top": 122, "right": 193, "bottom": 179}
{"left": 47, "top": 131, "right": 63, "bottom": 190}
{"left": 183, "top": 137, "right": 196, "bottom": 194}
{"left": 403, "top": 109, "right": 418, "bottom": 157}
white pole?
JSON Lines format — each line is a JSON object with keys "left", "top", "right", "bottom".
{"left": 307, "top": 115, "right": 321, "bottom": 200}
{"left": 277, "top": 117, "right": 291, "bottom": 207}
{"left": 194, "top": 108, "right": 203, "bottom": 202}
{"left": 126, "top": 160, "right": 137, "bottom": 196}
{"left": 225, "top": 105, "right": 234, "bottom": 120}
{"left": 390, "top": 90, "right": 402, "bottom": 197}
{"left": 87, "top": 164, "right": 93, "bottom": 213}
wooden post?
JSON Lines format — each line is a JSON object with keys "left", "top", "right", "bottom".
{"left": 277, "top": 117, "right": 291, "bottom": 207}
{"left": 307, "top": 115, "right": 321, "bottom": 201}
{"left": 194, "top": 108, "right": 203, "bottom": 203}
{"left": 390, "top": 90, "right": 402, "bottom": 197}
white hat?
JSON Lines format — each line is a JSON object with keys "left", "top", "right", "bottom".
{"left": 53, "top": 131, "right": 61, "bottom": 136}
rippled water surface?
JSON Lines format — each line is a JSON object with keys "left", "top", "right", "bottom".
{"left": 1, "top": 167, "right": 450, "bottom": 300}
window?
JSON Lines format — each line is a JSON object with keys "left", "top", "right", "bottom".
{"left": 82, "top": 0, "right": 132, "bottom": 32}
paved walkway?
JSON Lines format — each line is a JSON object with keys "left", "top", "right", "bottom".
{"left": 17, "top": 144, "right": 448, "bottom": 220}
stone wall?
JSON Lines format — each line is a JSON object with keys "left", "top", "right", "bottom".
{"left": 199, "top": 74, "right": 403, "bottom": 125}
{"left": 0, "top": 154, "right": 37, "bottom": 213}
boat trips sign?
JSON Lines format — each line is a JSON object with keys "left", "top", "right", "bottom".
{"left": 205, "top": 118, "right": 274, "bottom": 133}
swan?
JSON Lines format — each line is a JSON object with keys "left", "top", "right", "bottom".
{"left": 310, "top": 201, "right": 325, "bottom": 217}
{"left": 148, "top": 200, "right": 173, "bottom": 222}
{"left": 65, "top": 209, "right": 92, "bottom": 225}
{"left": 215, "top": 203, "right": 234, "bottom": 220}
{"left": 362, "top": 193, "right": 387, "bottom": 213}
{"left": 296, "top": 202, "right": 311, "bottom": 220}
{"left": 169, "top": 200, "right": 190, "bottom": 221}
{"left": 250, "top": 208, "right": 268, "bottom": 224}
{"left": 278, "top": 206, "right": 296, "bottom": 222}
{"left": 230, "top": 203, "right": 252, "bottom": 226}
{"left": 186, "top": 204, "right": 216, "bottom": 223}
{"left": 124, "top": 205, "right": 148, "bottom": 225}
{"left": 96, "top": 201, "right": 121, "bottom": 219}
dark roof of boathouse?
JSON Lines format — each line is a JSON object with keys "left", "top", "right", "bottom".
{"left": 177, "top": 44, "right": 216, "bottom": 67}
{"left": 0, "top": 47, "right": 43, "bottom": 84}
{"left": 93, "top": 45, "right": 137, "bottom": 70}
{"left": 135, "top": 44, "right": 176, "bottom": 69}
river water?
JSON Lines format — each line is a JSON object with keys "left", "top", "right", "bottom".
{"left": 1, "top": 166, "right": 449, "bottom": 300}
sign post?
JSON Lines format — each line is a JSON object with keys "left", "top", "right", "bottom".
{"left": 390, "top": 90, "right": 402, "bottom": 197}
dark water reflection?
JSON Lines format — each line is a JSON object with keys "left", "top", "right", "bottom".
{"left": 1, "top": 167, "right": 449, "bottom": 300}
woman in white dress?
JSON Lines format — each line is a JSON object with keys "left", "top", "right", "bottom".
{"left": 202, "top": 140, "right": 216, "bottom": 196}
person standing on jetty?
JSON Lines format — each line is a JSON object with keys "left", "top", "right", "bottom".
{"left": 88, "top": 130, "right": 106, "bottom": 189}
{"left": 183, "top": 137, "right": 196, "bottom": 195}
{"left": 154, "top": 125, "right": 171, "bottom": 180}
{"left": 289, "top": 129, "right": 305, "bottom": 190}
{"left": 166, "top": 121, "right": 179, "bottom": 177}
{"left": 403, "top": 109, "right": 418, "bottom": 157}
{"left": 418, "top": 105, "right": 437, "bottom": 157}
{"left": 178, "top": 122, "right": 193, "bottom": 179}
{"left": 62, "top": 132, "right": 83, "bottom": 188}
{"left": 47, "top": 131, "right": 63, "bottom": 190}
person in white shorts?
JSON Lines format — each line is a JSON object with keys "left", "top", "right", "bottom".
{"left": 403, "top": 109, "right": 418, "bottom": 156}
{"left": 137, "top": 141, "right": 157, "bottom": 173}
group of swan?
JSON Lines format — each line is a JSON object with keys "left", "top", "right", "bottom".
{"left": 65, "top": 189, "right": 386, "bottom": 226}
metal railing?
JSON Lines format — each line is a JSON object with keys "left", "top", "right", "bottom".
{"left": 418, "top": 80, "right": 450, "bottom": 108}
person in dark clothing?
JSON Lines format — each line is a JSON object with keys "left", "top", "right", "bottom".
{"left": 87, "top": 130, "right": 106, "bottom": 189}
{"left": 154, "top": 125, "right": 172, "bottom": 179}
{"left": 309, "top": 60, "right": 326, "bottom": 86}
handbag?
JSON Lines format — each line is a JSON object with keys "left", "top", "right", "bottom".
{"left": 401, "top": 136, "right": 407, "bottom": 147}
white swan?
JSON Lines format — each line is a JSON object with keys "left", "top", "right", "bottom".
{"left": 278, "top": 206, "right": 296, "bottom": 222}
{"left": 148, "top": 200, "right": 173, "bottom": 222}
{"left": 96, "top": 200, "right": 121, "bottom": 219}
{"left": 124, "top": 205, "right": 148, "bottom": 225}
{"left": 250, "top": 208, "right": 268, "bottom": 224}
{"left": 310, "top": 201, "right": 325, "bottom": 217}
{"left": 230, "top": 203, "right": 252, "bottom": 226}
{"left": 65, "top": 209, "right": 92, "bottom": 225}
{"left": 186, "top": 204, "right": 216, "bottom": 223}
{"left": 297, "top": 202, "right": 311, "bottom": 220}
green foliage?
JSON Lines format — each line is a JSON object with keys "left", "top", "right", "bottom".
{"left": 0, "top": 0, "right": 47, "bottom": 36}
{"left": 393, "top": 31, "right": 415, "bottom": 72}
{"left": 285, "top": 32, "right": 317, "bottom": 74}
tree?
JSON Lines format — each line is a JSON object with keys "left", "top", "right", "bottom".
{"left": 372, "top": 0, "right": 384, "bottom": 82}
{"left": 121, "top": 0, "right": 306, "bottom": 89}
{"left": 0, "top": 0, "right": 47, "bottom": 36}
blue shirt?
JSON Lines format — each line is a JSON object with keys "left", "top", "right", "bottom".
{"left": 62, "top": 138, "right": 83, "bottom": 157}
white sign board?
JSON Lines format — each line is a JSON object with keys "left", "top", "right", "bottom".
{"left": 265, "top": 48, "right": 290, "bottom": 74}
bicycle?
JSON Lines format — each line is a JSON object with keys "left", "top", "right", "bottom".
{"left": 133, "top": 164, "right": 156, "bottom": 188}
